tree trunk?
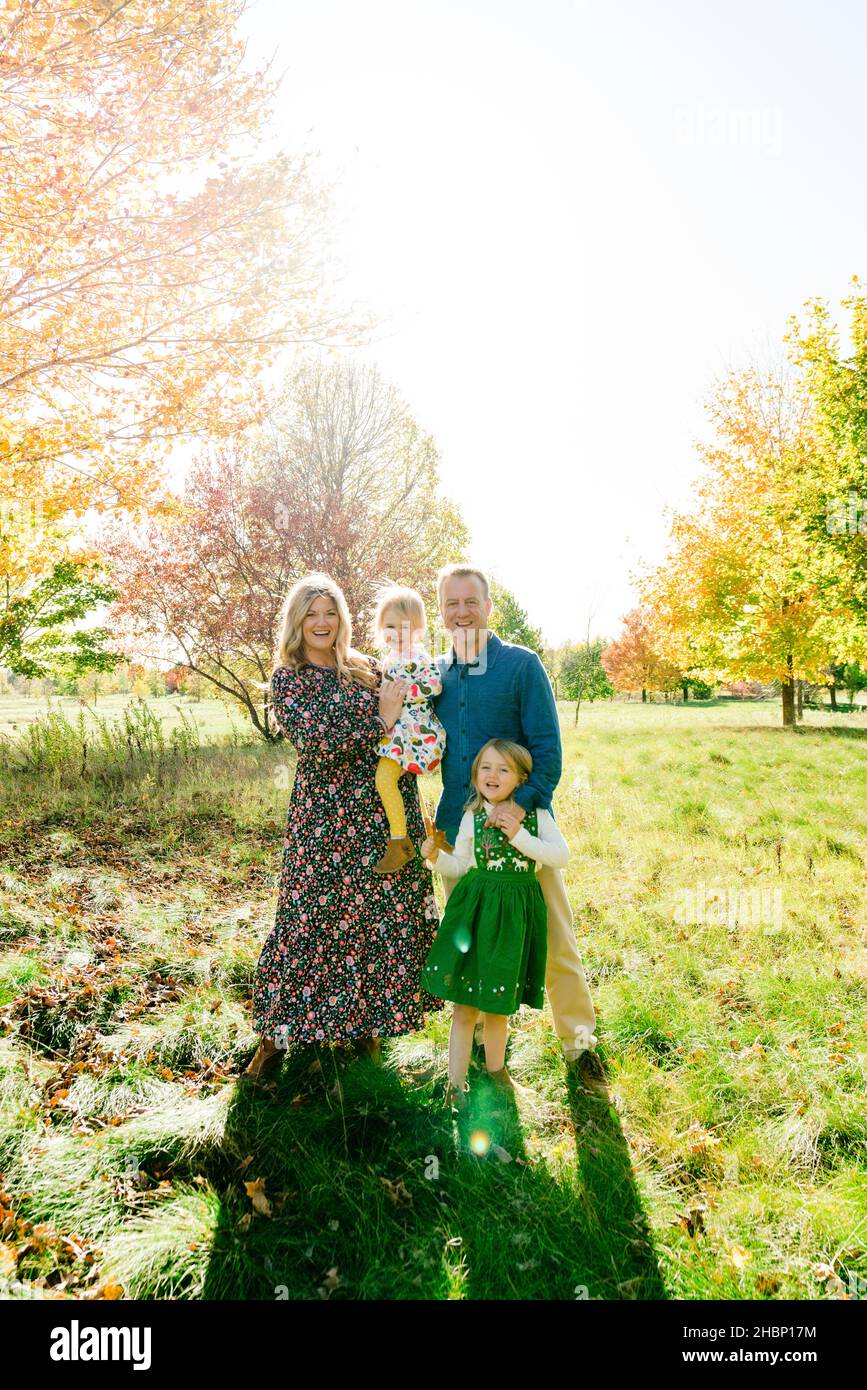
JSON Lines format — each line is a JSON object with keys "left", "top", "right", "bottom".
{"left": 641, "top": 688, "right": 647, "bottom": 703}
{"left": 796, "top": 679, "right": 804, "bottom": 721}
{"left": 682, "top": 680, "right": 689, "bottom": 701}
{"left": 781, "top": 656, "right": 795, "bottom": 728}
{"left": 829, "top": 682, "right": 838, "bottom": 711}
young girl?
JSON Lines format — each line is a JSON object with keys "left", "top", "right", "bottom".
{"left": 419, "top": 739, "right": 569, "bottom": 1107}
{"left": 371, "top": 584, "right": 447, "bottom": 875}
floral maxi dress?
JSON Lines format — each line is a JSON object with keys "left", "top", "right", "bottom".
{"left": 252, "top": 661, "right": 442, "bottom": 1043}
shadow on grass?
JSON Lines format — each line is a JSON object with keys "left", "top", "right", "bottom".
{"left": 199, "top": 1043, "right": 665, "bottom": 1301}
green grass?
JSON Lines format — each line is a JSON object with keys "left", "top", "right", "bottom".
{"left": 0, "top": 692, "right": 248, "bottom": 741}
{"left": 0, "top": 698, "right": 865, "bottom": 1300}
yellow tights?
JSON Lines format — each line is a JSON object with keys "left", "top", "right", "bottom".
{"left": 375, "top": 756, "right": 407, "bottom": 840}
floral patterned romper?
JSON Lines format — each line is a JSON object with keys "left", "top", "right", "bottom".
{"left": 374, "top": 645, "right": 446, "bottom": 775}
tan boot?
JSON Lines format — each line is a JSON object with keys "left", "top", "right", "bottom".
{"left": 373, "top": 836, "right": 416, "bottom": 874}
{"left": 242, "top": 1036, "right": 283, "bottom": 1082}
{"left": 355, "top": 1037, "right": 383, "bottom": 1065}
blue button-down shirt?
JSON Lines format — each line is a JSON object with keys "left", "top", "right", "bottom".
{"left": 433, "top": 631, "right": 563, "bottom": 843}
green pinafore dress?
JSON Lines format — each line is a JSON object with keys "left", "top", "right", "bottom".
{"left": 420, "top": 807, "right": 548, "bottom": 1014}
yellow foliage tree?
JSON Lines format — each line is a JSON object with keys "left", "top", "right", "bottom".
{"left": 636, "top": 368, "right": 839, "bottom": 727}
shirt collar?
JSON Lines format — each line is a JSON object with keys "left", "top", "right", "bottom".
{"left": 446, "top": 630, "right": 502, "bottom": 669}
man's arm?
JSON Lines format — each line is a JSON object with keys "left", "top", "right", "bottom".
{"left": 511, "top": 654, "right": 562, "bottom": 812}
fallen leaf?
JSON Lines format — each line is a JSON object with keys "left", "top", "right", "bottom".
{"left": 244, "top": 1177, "right": 272, "bottom": 1217}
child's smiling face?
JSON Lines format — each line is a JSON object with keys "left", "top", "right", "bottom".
{"left": 476, "top": 749, "right": 521, "bottom": 803}
{"left": 381, "top": 607, "right": 424, "bottom": 656}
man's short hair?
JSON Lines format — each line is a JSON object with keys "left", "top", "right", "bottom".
{"left": 436, "top": 563, "right": 490, "bottom": 604}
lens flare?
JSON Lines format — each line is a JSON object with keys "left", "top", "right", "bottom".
{"left": 469, "top": 1129, "right": 491, "bottom": 1156}
{"left": 453, "top": 925, "right": 472, "bottom": 954}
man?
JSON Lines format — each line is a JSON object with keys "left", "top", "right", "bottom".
{"left": 432, "top": 563, "right": 605, "bottom": 1092}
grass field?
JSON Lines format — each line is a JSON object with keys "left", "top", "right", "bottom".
{"left": 0, "top": 694, "right": 248, "bottom": 741}
{"left": 0, "top": 698, "right": 865, "bottom": 1300}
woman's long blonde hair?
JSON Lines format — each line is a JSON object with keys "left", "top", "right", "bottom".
{"left": 465, "top": 739, "right": 533, "bottom": 812}
{"left": 273, "top": 573, "right": 377, "bottom": 688}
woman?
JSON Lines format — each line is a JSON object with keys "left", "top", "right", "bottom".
{"left": 244, "top": 572, "right": 441, "bottom": 1079}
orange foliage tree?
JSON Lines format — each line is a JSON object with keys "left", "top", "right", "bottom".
{"left": 600, "top": 607, "right": 682, "bottom": 703}
{"left": 635, "top": 368, "right": 841, "bottom": 727}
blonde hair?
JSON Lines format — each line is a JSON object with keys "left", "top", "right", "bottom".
{"left": 436, "top": 563, "right": 490, "bottom": 605}
{"left": 465, "top": 739, "right": 533, "bottom": 812}
{"left": 371, "top": 582, "right": 427, "bottom": 649}
{"left": 273, "top": 572, "right": 377, "bottom": 688}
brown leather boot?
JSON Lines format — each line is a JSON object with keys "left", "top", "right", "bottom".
{"left": 355, "top": 1037, "right": 382, "bottom": 1065}
{"left": 242, "top": 1037, "right": 283, "bottom": 1082}
{"left": 373, "top": 836, "right": 416, "bottom": 874}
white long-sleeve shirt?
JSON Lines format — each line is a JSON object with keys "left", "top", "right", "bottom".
{"left": 427, "top": 801, "right": 570, "bottom": 878}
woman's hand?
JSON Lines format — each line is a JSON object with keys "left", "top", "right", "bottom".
{"left": 378, "top": 676, "right": 408, "bottom": 731}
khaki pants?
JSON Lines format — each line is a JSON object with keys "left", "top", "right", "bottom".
{"left": 441, "top": 864, "right": 597, "bottom": 1058}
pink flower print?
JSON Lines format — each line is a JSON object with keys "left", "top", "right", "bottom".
{"left": 328, "top": 783, "right": 337, "bottom": 794}
{"left": 319, "top": 894, "right": 328, "bottom": 905}
{"left": 332, "top": 852, "right": 341, "bottom": 863}
{"left": 362, "top": 855, "right": 370, "bottom": 866}
{"left": 302, "top": 986, "right": 311, "bottom": 997}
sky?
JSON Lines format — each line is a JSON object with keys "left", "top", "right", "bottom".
{"left": 231, "top": 0, "right": 867, "bottom": 645}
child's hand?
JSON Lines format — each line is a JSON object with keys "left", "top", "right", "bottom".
{"left": 421, "top": 836, "right": 439, "bottom": 861}
{"left": 378, "top": 676, "right": 408, "bottom": 730}
{"left": 493, "top": 805, "right": 524, "bottom": 841}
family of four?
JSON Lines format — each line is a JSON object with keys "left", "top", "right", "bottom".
{"left": 243, "top": 564, "right": 603, "bottom": 1105}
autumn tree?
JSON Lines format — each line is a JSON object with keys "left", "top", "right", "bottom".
{"left": 1, "top": 0, "right": 369, "bottom": 673}
{"left": 601, "top": 608, "right": 682, "bottom": 703}
{"left": 786, "top": 281, "right": 867, "bottom": 654}
{"left": 636, "top": 368, "right": 844, "bottom": 727}
{"left": 100, "top": 359, "right": 468, "bottom": 737}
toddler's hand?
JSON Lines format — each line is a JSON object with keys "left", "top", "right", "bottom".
{"left": 379, "top": 676, "right": 408, "bottom": 730}
{"left": 421, "top": 836, "right": 438, "bottom": 861}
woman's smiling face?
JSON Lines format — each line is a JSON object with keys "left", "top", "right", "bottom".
{"left": 302, "top": 593, "right": 340, "bottom": 663}
{"left": 476, "top": 749, "right": 521, "bottom": 803}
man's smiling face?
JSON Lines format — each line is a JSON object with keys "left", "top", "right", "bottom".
{"left": 439, "top": 574, "right": 493, "bottom": 658}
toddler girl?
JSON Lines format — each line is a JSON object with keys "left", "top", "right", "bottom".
{"left": 419, "top": 739, "right": 569, "bottom": 1107}
{"left": 372, "top": 584, "right": 447, "bottom": 875}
